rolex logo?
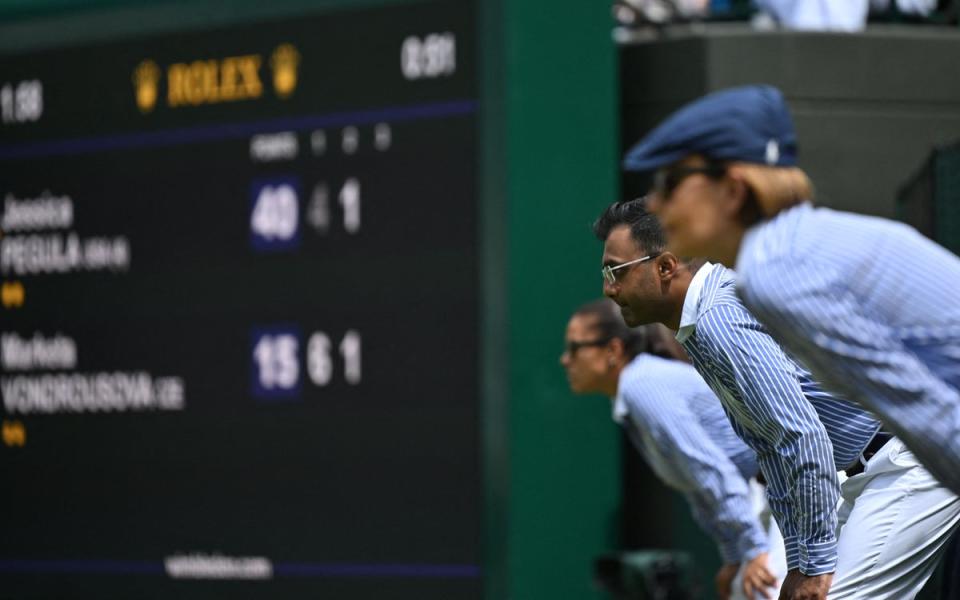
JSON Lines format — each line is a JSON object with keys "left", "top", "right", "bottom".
{"left": 270, "top": 44, "right": 300, "bottom": 99}
{"left": 133, "top": 60, "right": 161, "bottom": 113}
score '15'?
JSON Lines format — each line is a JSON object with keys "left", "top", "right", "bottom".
{"left": 252, "top": 329, "right": 361, "bottom": 399}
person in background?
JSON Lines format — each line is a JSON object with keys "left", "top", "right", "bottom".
{"left": 561, "top": 298, "right": 786, "bottom": 599}
{"left": 753, "top": 0, "right": 935, "bottom": 30}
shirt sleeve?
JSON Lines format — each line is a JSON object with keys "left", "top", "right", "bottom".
{"left": 620, "top": 376, "right": 768, "bottom": 564}
{"left": 696, "top": 305, "right": 840, "bottom": 576}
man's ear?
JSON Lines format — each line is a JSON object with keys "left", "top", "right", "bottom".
{"left": 656, "top": 252, "right": 681, "bottom": 282}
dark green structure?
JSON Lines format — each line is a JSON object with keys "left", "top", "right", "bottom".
{"left": 482, "top": 3, "right": 622, "bottom": 598}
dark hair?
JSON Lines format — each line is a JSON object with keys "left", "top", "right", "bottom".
{"left": 593, "top": 197, "right": 705, "bottom": 271}
{"left": 592, "top": 197, "right": 665, "bottom": 256}
{"left": 573, "top": 298, "right": 648, "bottom": 359}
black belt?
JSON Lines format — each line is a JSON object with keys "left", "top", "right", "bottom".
{"left": 845, "top": 430, "right": 894, "bottom": 478}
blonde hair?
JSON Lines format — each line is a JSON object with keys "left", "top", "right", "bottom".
{"left": 734, "top": 163, "right": 814, "bottom": 219}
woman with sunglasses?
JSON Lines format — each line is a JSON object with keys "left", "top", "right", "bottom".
{"left": 561, "top": 298, "right": 786, "bottom": 600}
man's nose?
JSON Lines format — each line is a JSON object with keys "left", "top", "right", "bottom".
{"left": 603, "top": 279, "right": 618, "bottom": 299}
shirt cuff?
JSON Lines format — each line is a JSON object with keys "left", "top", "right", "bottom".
{"left": 783, "top": 536, "right": 837, "bottom": 576}
{"left": 799, "top": 539, "right": 838, "bottom": 575}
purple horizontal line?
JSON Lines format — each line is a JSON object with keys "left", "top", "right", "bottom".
{"left": 0, "top": 559, "right": 164, "bottom": 575}
{"left": 273, "top": 562, "right": 482, "bottom": 578}
{"left": 0, "top": 99, "right": 478, "bottom": 160}
{"left": 0, "top": 558, "right": 481, "bottom": 579}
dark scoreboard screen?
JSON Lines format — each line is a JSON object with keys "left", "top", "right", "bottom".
{"left": 0, "top": 1, "right": 481, "bottom": 598}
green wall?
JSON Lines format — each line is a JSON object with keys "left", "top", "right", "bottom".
{"left": 483, "top": 1, "right": 622, "bottom": 598}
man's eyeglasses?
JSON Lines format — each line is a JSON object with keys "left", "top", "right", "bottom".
{"left": 564, "top": 337, "right": 612, "bottom": 356}
{"left": 602, "top": 254, "right": 658, "bottom": 285}
{"left": 653, "top": 163, "right": 726, "bottom": 199}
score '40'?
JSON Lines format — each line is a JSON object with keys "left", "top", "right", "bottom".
{"left": 251, "top": 178, "right": 361, "bottom": 242}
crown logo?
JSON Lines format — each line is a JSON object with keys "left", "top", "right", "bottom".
{"left": 133, "top": 60, "right": 161, "bottom": 113}
{"left": 2, "top": 420, "right": 26, "bottom": 447}
{"left": 270, "top": 44, "right": 300, "bottom": 99}
{"left": 1, "top": 281, "right": 25, "bottom": 308}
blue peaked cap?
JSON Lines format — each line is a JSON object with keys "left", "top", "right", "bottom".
{"left": 623, "top": 85, "right": 798, "bottom": 173}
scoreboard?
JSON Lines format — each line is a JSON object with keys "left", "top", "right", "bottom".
{"left": 0, "top": 1, "right": 481, "bottom": 598}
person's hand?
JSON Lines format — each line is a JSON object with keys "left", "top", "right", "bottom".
{"left": 740, "top": 552, "right": 778, "bottom": 599}
{"left": 715, "top": 563, "right": 739, "bottom": 600}
{"left": 778, "top": 569, "right": 832, "bottom": 600}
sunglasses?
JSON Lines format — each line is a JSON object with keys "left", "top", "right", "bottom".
{"left": 653, "top": 162, "right": 727, "bottom": 199}
{"left": 564, "top": 337, "right": 612, "bottom": 356}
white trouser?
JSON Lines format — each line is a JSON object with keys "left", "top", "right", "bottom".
{"left": 731, "top": 478, "right": 788, "bottom": 600}
{"left": 829, "top": 437, "right": 960, "bottom": 599}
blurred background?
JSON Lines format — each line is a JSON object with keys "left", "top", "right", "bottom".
{"left": 0, "top": 0, "right": 957, "bottom": 598}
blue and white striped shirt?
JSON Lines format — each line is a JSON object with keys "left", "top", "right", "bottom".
{"left": 736, "top": 202, "right": 960, "bottom": 495}
{"left": 676, "top": 263, "right": 880, "bottom": 576}
{"left": 614, "top": 353, "right": 766, "bottom": 563}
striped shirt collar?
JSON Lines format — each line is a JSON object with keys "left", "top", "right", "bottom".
{"left": 612, "top": 357, "right": 638, "bottom": 423}
{"left": 676, "top": 261, "right": 718, "bottom": 343}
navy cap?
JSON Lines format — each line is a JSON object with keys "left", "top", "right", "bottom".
{"left": 623, "top": 85, "right": 797, "bottom": 173}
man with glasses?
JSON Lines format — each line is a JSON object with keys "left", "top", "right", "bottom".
{"left": 561, "top": 298, "right": 785, "bottom": 600}
{"left": 593, "top": 199, "right": 959, "bottom": 599}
